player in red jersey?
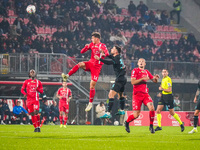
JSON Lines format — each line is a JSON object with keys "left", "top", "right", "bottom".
{"left": 61, "top": 32, "right": 109, "bottom": 112}
{"left": 125, "top": 58, "right": 159, "bottom": 134}
{"left": 21, "top": 69, "right": 44, "bottom": 132}
{"left": 56, "top": 80, "right": 72, "bottom": 128}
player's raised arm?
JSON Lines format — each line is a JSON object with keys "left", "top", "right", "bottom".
{"left": 94, "top": 55, "right": 114, "bottom": 65}
{"left": 81, "top": 44, "right": 90, "bottom": 54}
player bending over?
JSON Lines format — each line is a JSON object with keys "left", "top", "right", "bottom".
{"left": 125, "top": 58, "right": 159, "bottom": 134}
{"left": 57, "top": 80, "right": 72, "bottom": 128}
{"left": 94, "top": 45, "right": 127, "bottom": 118}
{"left": 21, "top": 69, "right": 44, "bottom": 132}
{"left": 62, "top": 32, "right": 109, "bottom": 112}
{"left": 188, "top": 80, "right": 200, "bottom": 134}
{"left": 155, "top": 69, "right": 184, "bottom": 132}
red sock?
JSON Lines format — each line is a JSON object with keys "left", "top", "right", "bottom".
{"left": 64, "top": 117, "right": 68, "bottom": 125}
{"left": 127, "top": 114, "right": 135, "bottom": 123}
{"left": 36, "top": 115, "right": 40, "bottom": 127}
{"left": 59, "top": 116, "right": 63, "bottom": 124}
{"left": 149, "top": 111, "right": 155, "bottom": 125}
{"left": 31, "top": 115, "right": 36, "bottom": 128}
{"left": 89, "top": 88, "right": 95, "bottom": 103}
{"left": 68, "top": 64, "right": 80, "bottom": 76}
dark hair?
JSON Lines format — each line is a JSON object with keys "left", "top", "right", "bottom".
{"left": 100, "top": 102, "right": 104, "bottom": 106}
{"left": 115, "top": 45, "right": 121, "bottom": 53}
{"left": 92, "top": 32, "right": 101, "bottom": 39}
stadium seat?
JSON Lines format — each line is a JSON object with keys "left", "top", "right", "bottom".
{"left": 52, "top": 0, "right": 58, "bottom": 3}
{"left": 157, "top": 40, "right": 163, "bottom": 46}
{"left": 51, "top": 28, "right": 57, "bottom": 34}
{"left": 171, "top": 33, "right": 178, "bottom": 40}
{"left": 150, "top": 33, "right": 155, "bottom": 39}
{"left": 120, "top": 31, "right": 124, "bottom": 36}
{"left": 136, "top": 10, "right": 141, "bottom": 17}
{"left": 163, "top": 26, "right": 169, "bottom": 32}
{"left": 44, "top": 4, "right": 50, "bottom": 10}
{"left": 119, "top": 15, "right": 124, "bottom": 22}
{"left": 76, "top": 6, "right": 80, "bottom": 12}
{"left": 0, "top": 17, "right": 3, "bottom": 22}
{"left": 38, "top": 27, "right": 45, "bottom": 34}
{"left": 10, "top": 18, "right": 15, "bottom": 24}
{"left": 143, "top": 32, "right": 148, "bottom": 37}
{"left": 121, "top": 9, "right": 128, "bottom": 15}
{"left": 160, "top": 32, "right": 165, "bottom": 39}
{"left": 45, "top": 27, "right": 51, "bottom": 34}
{"left": 8, "top": 10, "right": 14, "bottom": 16}
{"left": 6, "top": 99, "right": 15, "bottom": 112}
{"left": 166, "top": 33, "right": 172, "bottom": 40}
{"left": 154, "top": 33, "right": 160, "bottom": 39}
{"left": 169, "top": 26, "right": 175, "bottom": 32}
{"left": 177, "top": 33, "right": 182, "bottom": 39}
{"left": 156, "top": 25, "right": 163, "bottom": 32}
{"left": 24, "top": 18, "right": 29, "bottom": 25}
{"left": 125, "top": 30, "right": 131, "bottom": 38}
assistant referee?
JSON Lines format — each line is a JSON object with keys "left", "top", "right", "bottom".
{"left": 155, "top": 69, "right": 184, "bottom": 132}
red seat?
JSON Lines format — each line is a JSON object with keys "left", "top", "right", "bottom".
{"left": 154, "top": 33, "right": 160, "bottom": 39}
{"left": 156, "top": 25, "right": 163, "bottom": 32}
{"left": 125, "top": 31, "right": 132, "bottom": 38}
{"left": 150, "top": 33, "right": 155, "bottom": 39}
{"left": 8, "top": 10, "right": 14, "bottom": 16}
{"left": 160, "top": 32, "right": 165, "bottom": 39}
{"left": 44, "top": 4, "right": 50, "bottom": 10}
{"left": 120, "top": 31, "right": 124, "bottom": 36}
{"left": 51, "top": 28, "right": 57, "bottom": 34}
{"left": 171, "top": 33, "right": 177, "bottom": 40}
{"left": 0, "top": 18, "right": 3, "bottom": 22}
{"left": 24, "top": 18, "right": 29, "bottom": 25}
{"left": 38, "top": 27, "right": 45, "bottom": 34}
{"left": 6, "top": 99, "right": 15, "bottom": 112}
{"left": 157, "top": 41, "right": 163, "bottom": 46}
{"left": 177, "top": 33, "right": 182, "bottom": 39}
{"left": 163, "top": 26, "right": 169, "bottom": 32}
{"left": 121, "top": 9, "right": 128, "bottom": 15}
{"left": 45, "top": 27, "right": 51, "bottom": 34}
{"left": 76, "top": 6, "right": 80, "bottom": 12}
{"left": 119, "top": 15, "right": 124, "bottom": 22}
{"left": 169, "top": 26, "right": 175, "bottom": 32}
{"left": 10, "top": 18, "right": 15, "bottom": 24}
{"left": 166, "top": 33, "right": 172, "bottom": 39}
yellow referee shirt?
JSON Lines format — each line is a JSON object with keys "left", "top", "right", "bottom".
{"left": 161, "top": 76, "right": 172, "bottom": 95}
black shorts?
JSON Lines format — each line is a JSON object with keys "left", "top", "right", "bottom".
{"left": 111, "top": 79, "right": 127, "bottom": 93}
{"left": 158, "top": 94, "right": 174, "bottom": 109}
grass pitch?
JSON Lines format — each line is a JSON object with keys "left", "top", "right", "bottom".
{"left": 0, "top": 125, "right": 199, "bottom": 150}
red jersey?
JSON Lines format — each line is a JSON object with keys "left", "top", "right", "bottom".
{"left": 131, "top": 68, "right": 154, "bottom": 94}
{"left": 81, "top": 42, "right": 109, "bottom": 65}
{"left": 21, "top": 79, "right": 43, "bottom": 101}
{"left": 57, "top": 87, "right": 72, "bottom": 103}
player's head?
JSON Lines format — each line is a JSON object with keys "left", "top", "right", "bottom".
{"left": 62, "top": 80, "right": 67, "bottom": 88}
{"left": 162, "top": 69, "right": 168, "bottom": 77}
{"left": 91, "top": 32, "right": 101, "bottom": 44}
{"left": 111, "top": 45, "right": 121, "bottom": 55}
{"left": 29, "top": 69, "right": 36, "bottom": 79}
{"left": 137, "top": 58, "right": 146, "bottom": 69}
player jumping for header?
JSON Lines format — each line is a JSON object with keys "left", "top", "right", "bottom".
{"left": 61, "top": 32, "right": 109, "bottom": 112}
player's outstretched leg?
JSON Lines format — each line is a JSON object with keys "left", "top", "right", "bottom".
{"left": 149, "top": 111, "right": 155, "bottom": 134}
{"left": 172, "top": 112, "right": 184, "bottom": 132}
{"left": 124, "top": 121, "right": 130, "bottom": 133}
{"left": 61, "top": 64, "right": 80, "bottom": 81}
{"left": 125, "top": 113, "right": 137, "bottom": 133}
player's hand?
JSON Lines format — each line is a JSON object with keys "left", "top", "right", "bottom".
{"left": 194, "top": 98, "right": 197, "bottom": 103}
{"left": 142, "top": 76, "right": 149, "bottom": 81}
{"left": 159, "top": 86, "right": 162, "bottom": 90}
{"left": 94, "top": 55, "right": 100, "bottom": 60}
{"left": 85, "top": 44, "right": 89, "bottom": 48}
{"left": 154, "top": 74, "right": 160, "bottom": 79}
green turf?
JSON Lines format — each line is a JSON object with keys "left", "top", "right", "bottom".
{"left": 0, "top": 125, "right": 199, "bottom": 150}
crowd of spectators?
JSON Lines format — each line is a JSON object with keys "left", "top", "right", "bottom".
{"left": 0, "top": 0, "right": 200, "bottom": 64}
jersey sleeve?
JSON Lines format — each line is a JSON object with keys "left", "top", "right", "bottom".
{"left": 21, "top": 80, "right": 27, "bottom": 95}
{"left": 36, "top": 80, "right": 43, "bottom": 94}
{"left": 101, "top": 44, "right": 109, "bottom": 57}
{"left": 57, "top": 88, "right": 61, "bottom": 95}
{"left": 167, "top": 78, "right": 172, "bottom": 87}
{"left": 146, "top": 70, "right": 154, "bottom": 80}
{"left": 131, "top": 69, "right": 137, "bottom": 79}
{"left": 80, "top": 43, "right": 91, "bottom": 54}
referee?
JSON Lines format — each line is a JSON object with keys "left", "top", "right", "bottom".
{"left": 94, "top": 45, "right": 127, "bottom": 118}
{"left": 155, "top": 69, "right": 184, "bottom": 132}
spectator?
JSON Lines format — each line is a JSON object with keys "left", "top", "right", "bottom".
{"left": 9, "top": 25, "right": 20, "bottom": 38}
{"left": 170, "top": 0, "right": 181, "bottom": 24}
{"left": 13, "top": 101, "right": 30, "bottom": 125}
{"left": 128, "top": 1, "right": 136, "bottom": 16}
{"left": 0, "top": 17, "right": 10, "bottom": 33}
{"left": 50, "top": 101, "right": 59, "bottom": 124}
{"left": 95, "top": 102, "right": 106, "bottom": 125}
{"left": 1, "top": 99, "right": 11, "bottom": 124}
{"left": 137, "top": 1, "right": 148, "bottom": 18}
{"left": 174, "top": 94, "right": 181, "bottom": 111}
{"left": 13, "top": 17, "right": 23, "bottom": 33}
{"left": 41, "top": 101, "right": 51, "bottom": 124}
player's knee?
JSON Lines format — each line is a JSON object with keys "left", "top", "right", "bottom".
{"left": 156, "top": 109, "right": 161, "bottom": 114}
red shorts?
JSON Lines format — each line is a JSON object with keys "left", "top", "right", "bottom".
{"left": 84, "top": 61, "right": 102, "bottom": 82}
{"left": 59, "top": 102, "right": 69, "bottom": 113}
{"left": 26, "top": 99, "right": 39, "bottom": 113}
{"left": 132, "top": 93, "right": 153, "bottom": 110}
